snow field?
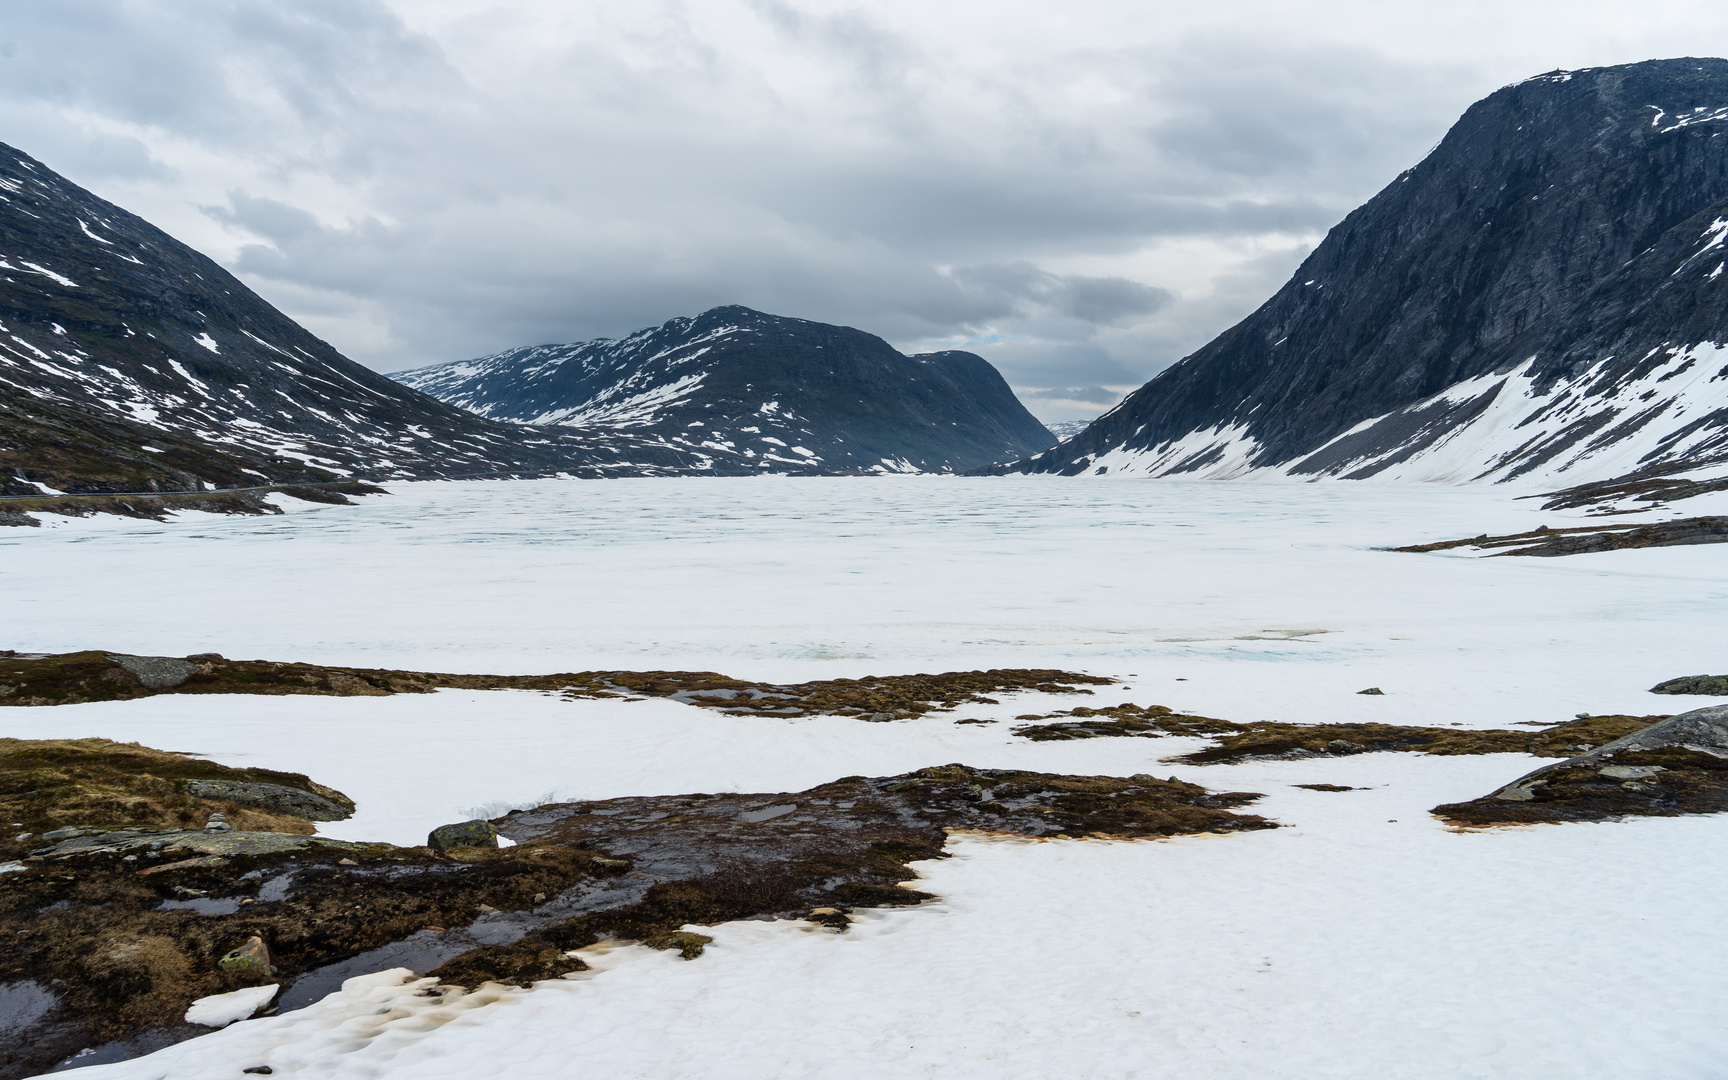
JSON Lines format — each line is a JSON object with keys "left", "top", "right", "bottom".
{"left": 5, "top": 476, "right": 1728, "bottom": 1077}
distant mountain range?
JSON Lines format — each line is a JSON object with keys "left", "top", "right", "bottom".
{"left": 393, "top": 307, "right": 1053, "bottom": 474}
{"left": 0, "top": 140, "right": 1048, "bottom": 492}
{"left": 995, "top": 58, "right": 1728, "bottom": 486}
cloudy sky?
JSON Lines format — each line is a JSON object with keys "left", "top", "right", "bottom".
{"left": 3, "top": 1, "right": 1727, "bottom": 421}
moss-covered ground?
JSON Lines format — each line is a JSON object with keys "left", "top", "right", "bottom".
{"left": 1432, "top": 747, "right": 1728, "bottom": 826}
{"left": 0, "top": 739, "right": 353, "bottom": 854}
{"left": 0, "top": 650, "right": 1111, "bottom": 718}
{"left": 0, "top": 747, "right": 1270, "bottom": 1079}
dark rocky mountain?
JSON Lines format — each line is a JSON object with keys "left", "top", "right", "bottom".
{"left": 996, "top": 59, "right": 1728, "bottom": 486}
{"left": 0, "top": 141, "right": 710, "bottom": 495}
{"left": 393, "top": 306, "right": 1054, "bottom": 474}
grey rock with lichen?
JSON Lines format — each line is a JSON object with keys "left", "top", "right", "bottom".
{"left": 219, "top": 935, "right": 273, "bottom": 975}
{"left": 1650, "top": 674, "right": 1728, "bottom": 696}
{"left": 1491, "top": 705, "right": 1728, "bottom": 801}
{"left": 428, "top": 820, "right": 498, "bottom": 851}
{"left": 34, "top": 827, "right": 368, "bottom": 859}
{"left": 183, "top": 779, "right": 352, "bottom": 822}
{"left": 106, "top": 654, "right": 202, "bottom": 690}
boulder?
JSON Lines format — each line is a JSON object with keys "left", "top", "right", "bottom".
{"left": 183, "top": 779, "right": 353, "bottom": 822}
{"left": 106, "top": 654, "right": 202, "bottom": 689}
{"left": 40, "top": 826, "right": 98, "bottom": 842}
{"left": 218, "top": 935, "right": 273, "bottom": 975}
{"left": 428, "top": 819, "right": 498, "bottom": 851}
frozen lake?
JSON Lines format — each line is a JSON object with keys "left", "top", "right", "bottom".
{"left": 7, "top": 476, "right": 1728, "bottom": 1079}
{"left": 5, "top": 475, "right": 1725, "bottom": 725}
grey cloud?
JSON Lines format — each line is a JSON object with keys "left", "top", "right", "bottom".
{"left": 203, "top": 190, "right": 324, "bottom": 244}
{"left": 0, "top": 1, "right": 1498, "bottom": 407}
{"left": 945, "top": 262, "right": 1173, "bottom": 326}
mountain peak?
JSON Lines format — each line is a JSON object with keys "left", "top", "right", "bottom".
{"left": 993, "top": 57, "right": 1728, "bottom": 485}
{"left": 396, "top": 308, "right": 1053, "bottom": 473}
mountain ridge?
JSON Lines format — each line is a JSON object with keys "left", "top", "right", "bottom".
{"left": 394, "top": 306, "right": 1054, "bottom": 474}
{"left": 992, "top": 58, "right": 1728, "bottom": 486}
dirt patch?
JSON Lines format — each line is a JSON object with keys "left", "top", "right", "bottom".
{"left": 0, "top": 650, "right": 1112, "bottom": 719}
{"left": 0, "top": 759, "right": 1268, "bottom": 1078}
{"left": 0, "top": 481, "right": 387, "bottom": 526}
{"left": 1011, "top": 702, "right": 1240, "bottom": 741}
{"left": 1392, "top": 516, "right": 1728, "bottom": 557}
{"left": 1170, "top": 714, "right": 1662, "bottom": 764}
{"left": 1008, "top": 702, "right": 1663, "bottom": 765}
{"left": 0, "top": 738, "right": 354, "bottom": 857}
{"left": 1433, "top": 747, "right": 1728, "bottom": 825}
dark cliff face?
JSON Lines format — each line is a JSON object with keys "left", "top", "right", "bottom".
{"left": 0, "top": 142, "right": 712, "bottom": 492}
{"left": 1001, "top": 59, "right": 1728, "bottom": 483}
{"left": 395, "top": 306, "right": 1054, "bottom": 473}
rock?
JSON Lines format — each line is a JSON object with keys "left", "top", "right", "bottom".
{"left": 427, "top": 820, "right": 498, "bottom": 851}
{"left": 1598, "top": 765, "right": 1666, "bottom": 781}
{"left": 41, "top": 826, "right": 97, "bottom": 842}
{"left": 13, "top": 832, "right": 31, "bottom": 842}
{"left": 337, "top": 858, "right": 357, "bottom": 866}
{"left": 218, "top": 935, "right": 273, "bottom": 975}
{"left": 591, "top": 856, "right": 629, "bottom": 868}
{"left": 532, "top": 893, "right": 547, "bottom": 904}
{"left": 1326, "top": 739, "right": 1365, "bottom": 754}
{"left": 186, "top": 652, "right": 225, "bottom": 661}
{"left": 106, "top": 654, "right": 201, "bottom": 690}
{"left": 182, "top": 779, "right": 353, "bottom": 822}
{"left": 139, "top": 856, "right": 229, "bottom": 875}
{"left": 204, "top": 814, "right": 231, "bottom": 832}
{"left": 1357, "top": 687, "right": 1385, "bottom": 696}
{"left": 863, "top": 712, "right": 896, "bottom": 723}
{"left": 1488, "top": 705, "right": 1728, "bottom": 802}
{"left": 1650, "top": 674, "right": 1728, "bottom": 696}
{"left": 476, "top": 904, "right": 499, "bottom": 915}
{"left": 243, "top": 1069, "right": 274, "bottom": 1075}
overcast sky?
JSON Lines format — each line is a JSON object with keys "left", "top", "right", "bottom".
{"left": 3, "top": 1, "right": 1728, "bottom": 421}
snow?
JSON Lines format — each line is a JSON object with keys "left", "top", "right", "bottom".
{"left": 1090, "top": 340, "right": 1728, "bottom": 485}
{"left": 75, "top": 218, "right": 113, "bottom": 245}
{"left": 9, "top": 477, "right": 1728, "bottom": 1078}
{"left": 192, "top": 333, "right": 221, "bottom": 354}
{"left": 184, "top": 985, "right": 279, "bottom": 1028}
{"left": 16, "top": 260, "right": 79, "bottom": 287}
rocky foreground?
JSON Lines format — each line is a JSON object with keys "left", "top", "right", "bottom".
{"left": 0, "top": 742, "right": 1270, "bottom": 1079}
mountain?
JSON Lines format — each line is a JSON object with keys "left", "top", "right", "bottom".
{"left": 996, "top": 58, "right": 1728, "bottom": 485}
{"left": 0, "top": 142, "right": 714, "bottom": 495}
{"left": 393, "top": 306, "right": 1054, "bottom": 474}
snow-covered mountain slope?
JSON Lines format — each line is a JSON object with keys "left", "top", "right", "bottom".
{"left": 996, "top": 59, "right": 1728, "bottom": 486}
{"left": 394, "top": 306, "right": 1054, "bottom": 474}
{"left": 0, "top": 142, "right": 708, "bottom": 493}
